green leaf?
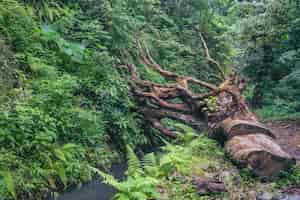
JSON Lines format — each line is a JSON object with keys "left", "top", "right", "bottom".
{"left": 2, "top": 171, "right": 16, "bottom": 199}
{"left": 53, "top": 148, "right": 66, "bottom": 162}
{"left": 55, "top": 164, "right": 67, "bottom": 188}
{"left": 62, "top": 143, "right": 78, "bottom": 150}
{"left": 131, "top": 192, "right": 147, "bottom": 200}
{"left": 126, "top": 146, "right": 143, "bottom": 177}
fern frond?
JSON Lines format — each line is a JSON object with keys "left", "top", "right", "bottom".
{"left": 113, "top": 193, "right": 129, "bottom": 200}
{"left": 173, "top": 122, "right": 195, "bottom": 133}
{"left": 142, "top": 153, "right": 160, "bottom": 177}
{"left": 89, "top": 167, "right": 124, "bottom": 192}
{"left": 131, "top": 192, "right": 148, "bottom": 200}
{"left": 126, "top": 146, "right": 143, "bottom": 177}
{"left": 1, "top": 171, "right": 16, "bottom": 199}
{"left": 142, "top": 153, "right": 157, "bottom": 168}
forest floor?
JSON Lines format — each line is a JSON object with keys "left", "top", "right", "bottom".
{"left": 153, "top": 119, "right": 300, "bottom": 200}
{"left": 266, "top": 120, "right": 300, "bottom": 163}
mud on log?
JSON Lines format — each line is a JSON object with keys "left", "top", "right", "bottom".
{"left": 123, "top": 31, "right": 295, "bottom": 178}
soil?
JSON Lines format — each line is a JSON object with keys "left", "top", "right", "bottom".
{"left": 266, "top": 120, "right": 300, "bottom": 163}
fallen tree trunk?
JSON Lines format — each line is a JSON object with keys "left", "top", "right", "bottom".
{"left": 226, "top": 133, "right": 294, "bottom": 177}
{"left": 220, "top": 118, "right": 294, "bottom": 177}
{"left": 122, "top": 31, "right": 295, "bottom": 178}
{"left": 216, "top": 92, "right": 295, "bottom": 177}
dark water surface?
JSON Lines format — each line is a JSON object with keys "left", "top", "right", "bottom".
{"left": 50, "top": 145, "right": 161, "bottom": 200}
{"left": 54, "top": 162, "right": 127, "bottom": 200}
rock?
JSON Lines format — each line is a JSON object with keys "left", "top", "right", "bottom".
{"left": 232, "top": 175, "right": 241, "bottom": 186}
{"left": 271, "top": 194, "right": 289, "bottom": 200}
{"left": 285, "top": 194, "right": 300, "bottom": 200}
{"left": 256, "top": 192, "right": 300, "bottom": 200}
{"left": 218, "top": 169, "right": 240, "bottom": 185}
{"left": 192, "top": 176, "right": 226, "bottom": 194}
{"left": 257, "top": 191, "right": 274, "bottom": 200}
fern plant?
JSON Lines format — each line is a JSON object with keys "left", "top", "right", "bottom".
{"left": 159, "top": 142, "right": 194, "bottom": 176}
{"left": 22, "top": 0, "right": 73, "bottom": 22}
{"left": 0, "top": 171, "right": 16, "bottom": 200}
{"left": 93, "top": 146, "right": 160, "bottom": 200}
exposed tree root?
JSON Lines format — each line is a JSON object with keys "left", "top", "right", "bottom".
{"left": 122, "top": 31, "right": 295, "bottom": 177}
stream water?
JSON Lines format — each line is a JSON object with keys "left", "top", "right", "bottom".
{"left": 51, "top": 162, "right": 127, "bottom": 200}
{"left": 50, "top": 146, "right": 161, "bottom": 200}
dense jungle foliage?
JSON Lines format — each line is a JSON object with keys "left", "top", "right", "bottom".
{"left": 231, "top": 0, "right": 300, "bottom": 119}
{"left": 0, "top": 0, "right": 299, "bottom": 199}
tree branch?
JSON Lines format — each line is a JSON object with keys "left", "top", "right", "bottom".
{"left": 136, "top": 33, "right": 178, "bottom": 80}
{"left": 134, "top": 90, "right": 191, "bottom": 113}
{"left": 147, "top": 118, "right": 177, "bottom": 137}
{"left": 198, "top": 32, "right": 226, "bottom": 80}
{"left": 139, "top": 108, "right": 205, "bottom": 130}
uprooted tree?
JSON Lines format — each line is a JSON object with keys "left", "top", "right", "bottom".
{"left": 123, "top": 31, "right": 295, "bottom": 178}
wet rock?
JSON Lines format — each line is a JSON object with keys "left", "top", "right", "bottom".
{"left": 285, "top": 194, "right": 300, "bottom": 200}
{"left": 232, "top": 175, "right": 241, "bottom": 186}
{"left": 257, "top": 193, "right": 300, "bottom": 200}
{"left": 257, "top": 191, "right": 273, "bottom": 200}
{"left": 271, "top": 194, "right": 289, "bottom": 200}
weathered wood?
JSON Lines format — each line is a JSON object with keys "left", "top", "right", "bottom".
{"left": 225, "top": 134, "right": 295, "bottom": 177}
{"left": 215, "top": 77, "right": 295, "bottom": 177}
{"left": 221, "top": 119, "right": 276, "bottom": 139}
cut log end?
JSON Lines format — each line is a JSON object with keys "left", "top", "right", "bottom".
{"left": 222, "top": 119, "right": 276, "bottom": 139}
{"left": 247, "top": 150, "right": 295, "bottom": 177}
{"left": 226, "top": 134, "right": 296, "bottom": 178}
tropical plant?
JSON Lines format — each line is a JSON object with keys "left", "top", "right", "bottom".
{"left": 20, "top": 0, "right": 73, "bottom": 22}
{"left": 230, "top": 0, "right": 300, "bottom": 117}
{"left": 95, "top": 146, "right": 160, "bottom": 200}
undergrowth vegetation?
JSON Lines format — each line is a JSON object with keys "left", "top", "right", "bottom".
{"left": 99, "top": 130, "right": 300, "bottom": 200}
{"left": 230, "top": 0, "right": 300, "bottom": 119}
{"left": 0, "top": 0, "right": 232, "bottom": 199}
{"left": 98, "top": 130, "right": 230, "bottom": 200}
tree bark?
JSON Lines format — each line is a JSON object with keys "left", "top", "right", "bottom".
{"left": 212, "top": 82, "right": 295, "bottom": 178}
{"left": 123, "top": 32, "right": 295, "bottom": 178}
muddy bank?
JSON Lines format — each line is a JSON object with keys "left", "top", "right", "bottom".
{"left": 266, "top": 120, "right": 300, "bottom": 163}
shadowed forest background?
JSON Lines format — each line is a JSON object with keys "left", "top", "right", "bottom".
{"left": 0, "top": 0, "right": 299, "bottom": 199}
